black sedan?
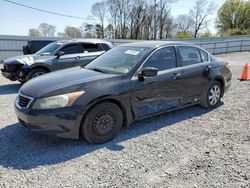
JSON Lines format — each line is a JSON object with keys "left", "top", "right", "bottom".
{"left": 2, "top": 39, "right": 112, "bottom": 83}
{"left": 15, "top": 41, "right": 232, "bottom": 144}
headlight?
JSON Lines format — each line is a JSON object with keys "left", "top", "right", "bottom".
{"left": 32, "top": 91, "right": 85, "bottom": 109}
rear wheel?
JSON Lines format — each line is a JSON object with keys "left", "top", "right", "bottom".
{"left": 81, "top": 102, "right": 123, "bottom": 144}
{"left": 201, "top": 81, "right": 222, "bottom": 108}
{"left": 27, "top": 68, "right": 48, "bottom": 80}
{"left": 18, "top": 79, "right": 26, "bottom": 84}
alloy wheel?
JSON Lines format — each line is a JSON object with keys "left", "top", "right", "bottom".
{"left": 31, "top": 72, "right": 46, "bottom": 78}
{"left": 208, "top": 85, "right": 221, "bottom": 105}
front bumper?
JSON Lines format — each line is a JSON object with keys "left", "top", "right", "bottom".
{"left": 15, "top": 98, "right": 82, "bottom": 139}
{"left": 1, "top": 69, "right": 19, "bottom": 81}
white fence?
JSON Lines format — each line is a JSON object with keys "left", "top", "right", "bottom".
{"left": 0, "top": 34, "right": 250, "bottom": 62}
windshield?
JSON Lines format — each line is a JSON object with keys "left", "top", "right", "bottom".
{"left": 85, "top": 46, "right": 150, "bottom": 74}
{"left": 35, "top": 41, "right": 64, "bottom": 56}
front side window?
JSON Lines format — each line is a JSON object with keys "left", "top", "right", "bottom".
{"left": 60, "top": 44, "right": 83, "bottom": 55}
{"left": 85, "top": 46, "right": 150, "bottom": 74}
{"left": 178, "top": 46, "right": 202, "bottom": 66}
{"left": 143, "top": 47, "right": 176, "bottom": 71}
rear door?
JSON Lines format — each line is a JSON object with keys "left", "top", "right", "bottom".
{"left": 176, "top": 46, "right": 211, "bottom": 105}
{"left": 131, "top": 46, "right": 184, "bottom": 119}
{"left": 56, "top": 43, "right": 84, "bottom": 69}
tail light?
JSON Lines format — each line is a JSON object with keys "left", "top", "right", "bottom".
{"left": 226, "top": 63, "right": 232, "bottom": 71}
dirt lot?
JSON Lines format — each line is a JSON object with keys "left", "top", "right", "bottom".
{"left": 0, "top": 52, "right": 249, "bottom": 188}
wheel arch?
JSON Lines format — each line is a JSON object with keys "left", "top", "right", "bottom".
{"left": 31, "top": 65, "right": 51, "bottom": 72}
{"left": 213, "top": 76, "right": 225, "bottom": 96}
{"left": 78, "top": 98, "right": 128, "bottom": 138}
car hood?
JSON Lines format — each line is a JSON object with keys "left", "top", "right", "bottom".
{"left": 20, "top": 67, "right": 116, "bottom": 98}
{"left": 4, "top": 54, "right": 55, "bottom": 66}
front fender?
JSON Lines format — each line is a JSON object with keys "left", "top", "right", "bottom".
{"left": 75, "top": 92, "right": 133, "bottom": 136}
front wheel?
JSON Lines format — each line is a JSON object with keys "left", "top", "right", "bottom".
{"left": 18, "top": 79, "right": 26, "bottom": 84}
{"left": 201, "top": 81, "right": 223, "bottom": 108}
{"left": 27, "top": 68, "right": 48, "bottom": 80}
{"left": 81, "top": 102, "right": 123, "bottom": 144}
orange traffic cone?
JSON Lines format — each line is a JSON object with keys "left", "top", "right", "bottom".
{"left": 239, "top": 63, "right": 249, "bottom": 81}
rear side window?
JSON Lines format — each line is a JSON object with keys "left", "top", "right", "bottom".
{"left": 200, "top": 50, "right": 208, "bottom": 62}
{"left": 143, "top": 47, "right": 176, "bottom": 71}
{"left": 101, "top": 43, "right": 111, "bottom": 51}
{"left": 178, "top": 46, "right": 202, "bottom": 66}
{"left": 81, "top": 43, "right": 101, "bottom": 52}
{"left": 61, "top": 44, "right": 82, "bottom": 55}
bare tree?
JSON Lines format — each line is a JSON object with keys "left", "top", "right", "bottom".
{"left": 91, "top": 1, "right": 107, "bottom": 38}
{"left": 128, "top": 0, "right": 148, "bottom": 39}
{"left": 157, "top": 0, "right": 172, "bottom": 39}
{"left": 189, "top": 0, "right": 216, "bottom": 38}
{"left": 175, "top": 14, "right": 194, "bottom": 34}
{"left": 28, "top": 28, "right": 40, "bottom": 37}
{"left": 108, "top": 0, "right": 131, "bottom": 38}
{"left": 38, "top": 23, "right": 56, "bottom": 37}
{"left": 84, "top": 0, "right": 179, "bottom": 40}
{"left": 107, "top": 0, "right": 119, "bottom": 38}
{"left": 164, "top": 16, "right": 176, "bottom": 38}
{"left": 64, "top": 26, "right": 82, "bottom": 38}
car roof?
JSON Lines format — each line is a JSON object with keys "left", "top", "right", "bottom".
{"left": 119, "top": 41, "right": 197, "bottom": 49}
{"left": 28, "top": 40, "right": 55, "bottom": 42}
{"left": 56, "top": 38, "right": 110, "bottom": 44}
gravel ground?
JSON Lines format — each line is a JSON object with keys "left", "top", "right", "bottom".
{"left": 0, "top": 52, "right": 249, "bottom": 188}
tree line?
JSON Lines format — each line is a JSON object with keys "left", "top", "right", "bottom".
{"left": 28, "top": 0, "right": 250, "bottom": 39}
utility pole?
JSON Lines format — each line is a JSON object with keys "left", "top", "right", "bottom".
{"left": 153, "top": 0, "right": 157, "bottom": 40}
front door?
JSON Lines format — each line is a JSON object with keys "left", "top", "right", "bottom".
{"left": 55, "top": 44, "right": 84, "bottom": 70}
{"left": 131, "top": 46, "right": 184, "bottom": 119}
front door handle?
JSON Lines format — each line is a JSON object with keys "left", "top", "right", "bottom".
{"left": 75, "top": 56, "right": 80, "bottom": 60}
{"left": 171, "top": 73, "right": 181, "bottom": 80}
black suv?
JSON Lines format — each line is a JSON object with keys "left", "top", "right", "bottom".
{"left": 23, "top": 40, "right": 55, "bottom": 55}
{"left": 2, "top": 39, "right": 113, "bottom": 83}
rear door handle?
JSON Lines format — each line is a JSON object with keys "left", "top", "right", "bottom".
{"left": 171, "top": 73, "right": 181, "bottom": 80}
{"left": 204, "top": 65, "right": 212, "bottom": 72}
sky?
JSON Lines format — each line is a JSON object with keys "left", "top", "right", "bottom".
{"left": 0, "top": 0, "right": 226, "bottom": 36}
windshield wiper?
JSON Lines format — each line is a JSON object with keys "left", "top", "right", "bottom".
{"left": 41, "top": 52, "right": 51, "bottom": 56}
{"left": 86, "top": 67, "right": 106, "bottom": 73}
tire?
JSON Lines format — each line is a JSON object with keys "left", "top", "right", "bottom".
{"left": 18, "top": 79, "right": 26, "bottom": 84}
{"left": 201, "top": 81, "right": 223, "bottom": 108}
{"left": 81, "top": 102, "right": 123, "bottom": 144}
{"left": 27, "top": 68, "right": 49, "bottom": 80}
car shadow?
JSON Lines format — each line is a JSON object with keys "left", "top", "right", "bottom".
{"left": 0, "top": 83, "right": 21, "bottom": 95}
{"left": 0, "top": 103, "right": 223, "bottom": 170}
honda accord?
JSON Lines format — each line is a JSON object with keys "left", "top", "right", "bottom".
{"left": 15, "top": 41, "right": 232, "bottom": 144}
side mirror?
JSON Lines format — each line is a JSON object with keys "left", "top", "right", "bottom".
{"left": 56, "top": 51, "right": 64, "bottom": 58}
{"left": 138, "top": 67, "right": 158, "bottom": 80}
